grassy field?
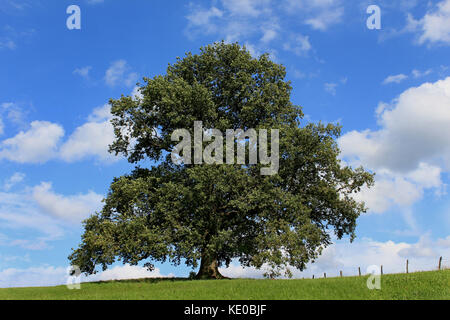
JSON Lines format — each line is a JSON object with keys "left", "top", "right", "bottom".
{"left": 0, "top": 270, "right": 448, "bottom": 300}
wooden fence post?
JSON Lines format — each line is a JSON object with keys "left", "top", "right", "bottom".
{"left": 312, "top": 275, "right": 314, "bottom": 279}
{"left": 406, "top": 259, "right": 409, "bottom": 274}
{"left": 324, "top": 273, "right": 326, "bottom": 278}
{"left": 439, "top": 257, "right": 442, "bottom": 270}
{"left": 340, "top": 270, "right": 343, "bottom": 277}
{"left": 381, "top": 265, "right": 383, "bottom": 275}
{"left": 358, "top": 267, "right": 361, "bottom": 276}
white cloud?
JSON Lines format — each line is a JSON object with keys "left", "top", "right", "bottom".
{"left": 88, "top": 103, "right": 112, "bottom": 121}
{"left": 0, "top": 24, "right": 34, "bottom": 50}
{"left": 283, "top": 34, "right": 312, "bottom": 56}
{"left": 284, "top": 0, "right": 344, "bottom": 30}
{"left": 0, "top": 178, "right": 106, "bottom": 250}
{"left": 383, "top": 74, "right": 408, "bottom": 85}
{"left": 351, "top": 164, "right": 443, "bottom": 214}
{"left": 437, "top": 236, "right": 450, "bottom": 247}
{"left": 0, "top": 253, "right": 30, "bottom": 267}
{"left": 186, "top": 6, "right": 224, "bottom": 36}
{"left": 104, "top": 60, "right": 138, "bottom": 87}
{"left": 0, "top": 88, "right": 143, "bottom": 165}
{"left": 73, "top": 66, "right": 92, "bottom": 79}
{"left": 32, "top": 182, "right": 103, "bottom": 224}
{"left": 0, "top": 264, "right": 174, "bottom": 288}
{"left": 0, "top": 266, "right": 68, "bottom": 288}
{"left": 398, "top": 234, "right": 440, "bottom": 258}
{"left": 0, "top": 102, "right": 14, "bottom": 109}
{"left": 0, "top": 121, "right": 64, "bottom": 163}
{"left": 1, "top": 102, "right": 26, "bottom": 128}
{"left": 0, "top": 39, "right": 16, "bottom": 50}
{"left": 324, "top": 82, "right": 338, "bottom": 95}
{"left": 376, "top": 0, "right": 420, "bottom": 11}
{"left": 0, "top": 190, "right": 66, "bottom": 249}
{"left": 185, "top": 1, "right": 320, "bottom": 57}
{"left": 89, "top": 264, "right": 174, "bottom": 282}
{"left": 125, "top": 73, "right": 138, "bottom": 87}
{"left": 323, "top": 78, "right": 346, "bottom": 96}
{"left": 3, "top": 172, "right": 25, "bottom": 191}
{"left": 221, "top": 0, "right": 270, "bottom": 17}
{"left": 0, "top": 114, "right": 116, "bottom": 164}
{"left": 59, "top": 104, "right": 116, "bottom": 163}
{"left": 220, "top": 235, "right": 450, "bottom": 278}
{"left": 131, "top": 86, "right": 143, "bottom": 101}
{"left": 241, "top": 42, "right": 260, "bottom": 57}
{"left": 339, "top": 77, "right": 450, "bottom": 215}
{"left": 260, "top": 23, "right": 279, "bottom": 43}
{"left": 407, "top": 0, "right": 450, "bottom": 45}
{"left": 340, "top": 77, "right": 450, "bottom": 173}
{"left": 412, "top": 68, "right": 432, "bottom": 78}
{"left": 292, "top": 69, "right": 306, "bottom": 79}
{"left": 304, "top": 7, "right": 343, "bottom": 31}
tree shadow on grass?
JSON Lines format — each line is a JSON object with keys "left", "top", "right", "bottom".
{"left": 87, "top": 277, "right": 191, "bottom": 285}
{"left": 86, "top": 276, "right": 238, "bottom": 286}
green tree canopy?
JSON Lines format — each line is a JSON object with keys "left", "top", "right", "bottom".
{"left": 69, "top": 42, "right": 374, "bottom": 279}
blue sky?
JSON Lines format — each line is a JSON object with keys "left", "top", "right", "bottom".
{"left": 1, "top": 0, "right": 450, "bottom": 287}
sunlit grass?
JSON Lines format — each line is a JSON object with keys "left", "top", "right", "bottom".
{"left": 0, "top": 270, "right": 448, "bottom": 300}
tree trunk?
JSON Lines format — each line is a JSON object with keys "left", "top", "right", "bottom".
{"left": 195, "top": 251, "right": 225, "bottom": 279}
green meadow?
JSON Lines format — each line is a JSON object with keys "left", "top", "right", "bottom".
{"left": 0, "top": 270, "right": 448, "bottom": 300}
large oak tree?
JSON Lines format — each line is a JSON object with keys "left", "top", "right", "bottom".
{"left": 69, "top": 42, "right": 374, "bottom": 279}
